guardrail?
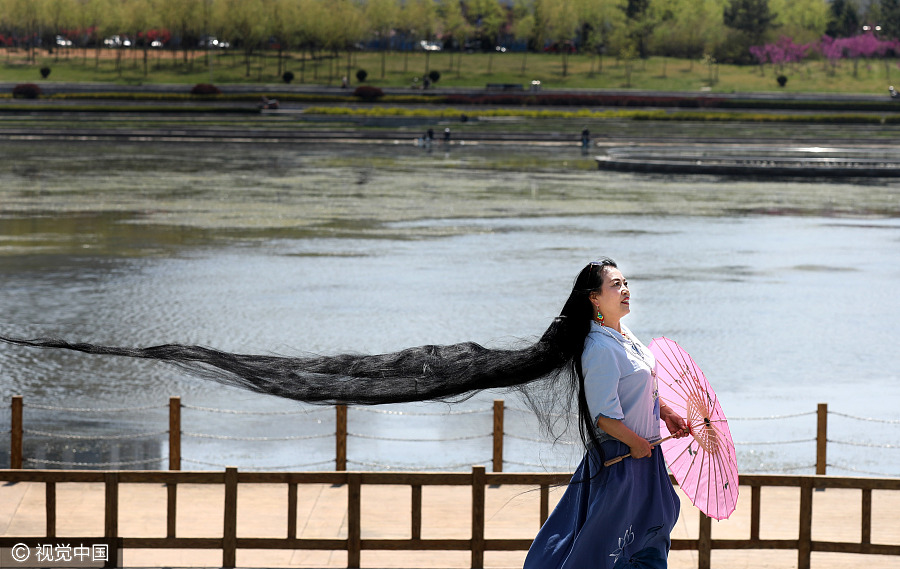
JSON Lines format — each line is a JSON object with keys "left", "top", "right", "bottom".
{"left": 0, "top": 467, "right": 898, "bottom": 569}
{"left": 3, "top": 397, "right": 900, "bottom": 475}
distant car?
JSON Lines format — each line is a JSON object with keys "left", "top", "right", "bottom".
{"left": 55, "top": 35, "right": 72, "bottom": 47}
{"left": 103, "top": 35, "right": 132, "bottom": 48}
{"left": 543, "top": 42, "right": 576, "bottom": 54}
{"left": 417, "top": 40, "right": 441, "bottom": 52}
{"left": 199, "top": 36, "right": 230, "bottom": 49}
{"left": 464, "top": 40, "right": 483, "bottom": 52}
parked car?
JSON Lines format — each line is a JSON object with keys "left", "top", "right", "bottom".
{"left": 417, "top": 40, "right": 441, "bottom": 52}
{"left": 199, "top": 36, "right": 230, "bottom": 49}
{"left": 104, "top": 35, "right": 132, "bottom": 48}
{"left": 543, "top": 41, "right": 576, "bottom": 54}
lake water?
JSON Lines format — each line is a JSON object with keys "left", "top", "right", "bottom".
{"left": 0, "top": 140, "right": 898, "bottom": 477}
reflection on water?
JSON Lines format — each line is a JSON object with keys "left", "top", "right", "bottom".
{"left": 0, "top": 141, "right": 898, "bottom": 476}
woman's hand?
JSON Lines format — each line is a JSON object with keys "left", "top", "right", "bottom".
{"left": 628, "top": 437, "right": 653, "bottom": 459}
{"left": 661, "top": 405, "right": 689, "bottom": 439}
{"left": 596, "top": 416, "right": 653, "bottom": 459}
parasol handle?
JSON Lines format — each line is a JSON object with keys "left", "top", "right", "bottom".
{"left": 603, "top": 435, "right": 676, "bottom": 467}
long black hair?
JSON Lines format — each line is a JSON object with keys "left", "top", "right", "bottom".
{"left": 0, "top": 258, "right": 618, "bottom": 460}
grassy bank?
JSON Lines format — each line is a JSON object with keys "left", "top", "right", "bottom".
{"left": 4, "top": 46, "right": 900, "bottom": 95}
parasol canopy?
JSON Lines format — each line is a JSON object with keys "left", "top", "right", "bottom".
{"left": 650, "top": 336, "right": 739, "bottom": 520}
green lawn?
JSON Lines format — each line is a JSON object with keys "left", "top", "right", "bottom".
{"left": 3, "top": 46, "right": 900, "bottom": 96}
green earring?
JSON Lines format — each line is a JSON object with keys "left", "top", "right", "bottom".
{"left": 596, "top": 311, "right": 604, "bottom": 323}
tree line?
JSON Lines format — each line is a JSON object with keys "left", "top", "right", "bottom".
{"left": 1, "top": 0, "right": 898, "bottom": 76}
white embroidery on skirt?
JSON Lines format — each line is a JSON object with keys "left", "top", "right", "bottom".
{"left": 609, "top": 525, "right": 634, "bottom": 563}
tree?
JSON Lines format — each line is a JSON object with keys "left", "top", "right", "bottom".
{"left": 157, "top": 0, "right": 201, "bottom": 66}
{"left": 468, "top": 0, "right": 507, "bottom": 73}
{"left": 295, "top": 0, "right": 327, "bottom": 81}
{"left": 650, "top": 0, "right": 723, "bottom": 61}
{"left": 438, "top": 0, "right": 468, "bottom": 77}
{"left": 7, "top": 0, "right": 43, "bottom": 63}
{"left": 214, "top": 0, "right": 270, "bottom": 77}
{"left": 333, "top": 0, "right": 367, "bottom": 86}
{"left": 534, "top": 0, "right": 581, "bottom": 76}
{"left": 770, "top": 0, "right": 829, "bottom": 44}
{"left": 825, "top": 0, "right": 860, "bottom": 38}
{"left": 44, "top": 0, "right": 78, "bottom": 61}
{"left": 580, "top": 0, "right": 626, "bottom": 74}
{"left": 724, "top": 0, "right": 776, "bottom": 45}
{"left": 84, "top": 0, "right": 121, "bottom": 68}
{"left": 394, "top": 0, "right": 436, "bottom": 76}
{"left": 880, "top": 0, "right": 900, "bottom": 40}
{"left": 511, "top": 0, "right": 536, "bottom": 74}
{"left": 121, "top": 0, "right": 159, "bottom": 76}
{"left": 271, "top": 0, "right": 300, "bottom": 77}
{"left": 721, "top": 0, "right": 777, "bottom": 63}
{"left": 622, "top": 0, "right": 658, "bottom": 58}
{"left": 365, "top": 0, "right": 400, "bottom": 79}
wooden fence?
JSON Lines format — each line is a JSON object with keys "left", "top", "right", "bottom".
{"left": 7, "top": 397, "right": 835, "bottom": 473}
{"left": 1, "top": 467, "right": 898, "bottom": 569}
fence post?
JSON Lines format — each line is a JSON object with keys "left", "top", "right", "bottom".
{"left": 336, "top": 404, "right": 347, "bottom": 471}
{"left": 492, "top": 400, "right": 504, "bottom": 473}
{"left": 348, "top": 472, "right": 361, "bottom": 568}
{"left": 698, "top": 514, "right": 711, "bottom": 569}
{"left": 471, "top": 465, "right": 486, "bottom": 569}
{"left": 11, "top": 396, "right": 23, "bottom": 469}
{"left": 104, "top": 472, "right": 119, "bottom": 568}
{"left": 223, "top": 467, "right": 238, "bottom": 568}
{"left": 169, "top": 397, "right": 181, "bottom": 471}
{"left": 816, "top": 403, "right": 827, "bottom": 475}
{"left": 798, "top": 477, "right": 813, "bottom": 569}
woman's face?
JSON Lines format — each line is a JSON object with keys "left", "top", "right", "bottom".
{"left": 589, "top": 267, "right": 630, "bottom": 323}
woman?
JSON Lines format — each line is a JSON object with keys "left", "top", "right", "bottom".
{"left": 524, "top": 259, "right": 687, "bottom": 569}
{"left": 0, "top": 258, "right": 686, "bottom": 566}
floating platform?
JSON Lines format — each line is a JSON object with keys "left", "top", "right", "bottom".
{"left": 596, "top": 146, "right": 900, "bottom": 177}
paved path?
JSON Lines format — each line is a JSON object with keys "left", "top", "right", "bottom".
{"left": 2, "top": 476, "right": 899, "bottom": 568}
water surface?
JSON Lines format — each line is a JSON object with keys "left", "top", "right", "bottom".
{"left": 0, "top": 141, "right": 898, "bottom": 476}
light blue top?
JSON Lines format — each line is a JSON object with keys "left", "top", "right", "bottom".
{"left": 582, "top": 321, "right": 661, "bottom": 442}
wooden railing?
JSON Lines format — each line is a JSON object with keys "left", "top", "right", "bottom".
{"left": 1, "top": 467, "right": 898, "bottom": 569}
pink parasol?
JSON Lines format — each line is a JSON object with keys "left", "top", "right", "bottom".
{"left": 650, "top": 337, "right": 739, "bottom": 520}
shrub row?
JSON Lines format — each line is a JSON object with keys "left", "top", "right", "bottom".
{"left": 12, "top": 83, "right": 41, "bottom": 99}
{"left": 718, "top": 99, "right": 900, "bottom": 112}
{"left": 442, "top": 93, "right": 723, "bottom": 108}
{"left": 302, "top": 105, "right": 900, "bottom": 124}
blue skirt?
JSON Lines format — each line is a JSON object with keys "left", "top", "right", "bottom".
{"left": 524, "top": 440, "right": 680, "bottom": 569}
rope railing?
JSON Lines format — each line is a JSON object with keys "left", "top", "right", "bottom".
{"left": 505, "top": 432, "right": 578, "bottom": 444}
{"left": 25, "top": 456, "right": 168, "bottom": 468}
{"left": 828, "top": 439, "right": 900, "bottom": 449}
{"left": 828, "top": 410, "right": 900, "bottom": 424}
{"left": 182, "top": 431, "right": 334, "bottom": 442}
{"left": 350, "top": 406, "right": 493, "bottom": 416}
{"left": 24, "top": 428, "right": 169, "bottom": 440}
{"left": 504, "top": 458, "right": 575, "bottom": 470}
{"left": 23, "top": 402, "right": 167, "bottom": 413}
{"left": 827, "top": 463, "right": 900, "bottom": 477}
{"left": 734, "top": 438, "right": 817, "bottom": 446}
{"left": 347, "top": 431, "right": 492, "bottom": 442}
{"left": 346, "top": 458, "right": 493, "bottom": 471}
{"left": 730, "top": 411, "right": 818, "bottom": 421}
{"left": 5, "top": 397, "right": 898, "bottom": 476}
{"left": 182, "top": 457, "right": 335, "bottom": 470}
{"left": 181, "top": 403, "right": 330, "bottom": 415}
